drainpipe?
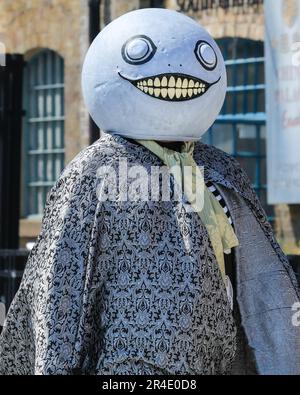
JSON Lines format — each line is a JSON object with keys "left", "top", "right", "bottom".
{"left": 88, "top": 0, "right": 101, "bottom": 145}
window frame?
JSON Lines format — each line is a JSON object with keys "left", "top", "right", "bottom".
{"left": 203, "top": 38, "right": 274, "bottom": 221}
{"left": 22, "top": 49, "right": 65, "bottom": 218}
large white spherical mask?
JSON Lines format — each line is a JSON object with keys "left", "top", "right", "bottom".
{"left": 82, "top": 8, "right": 227, "bottom": 141}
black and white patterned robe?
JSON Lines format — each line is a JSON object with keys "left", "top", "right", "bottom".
{"left": 0, "top": 133, "right": 299, "bottom": 375}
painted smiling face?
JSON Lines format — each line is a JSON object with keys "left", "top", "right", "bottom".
{"left": 82, "top": 8, "right": 227, "bottom": 141}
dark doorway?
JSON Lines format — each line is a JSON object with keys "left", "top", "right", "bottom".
{"left": 0, "top": 54, "right": 24, "bottom": 249}
{"left": 0, "top": 54, "right": 27, "bottom": 329}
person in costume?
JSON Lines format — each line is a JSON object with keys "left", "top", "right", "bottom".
{"left": 0, "top": 8, "right": 299, "bottom": 375}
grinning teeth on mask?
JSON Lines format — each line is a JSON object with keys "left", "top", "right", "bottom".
{"left": 118, "top": 72, "right": 221, "bottom": 102}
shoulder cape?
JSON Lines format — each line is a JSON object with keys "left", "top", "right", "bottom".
{"left": 0, "top": 133, "right": 299, "bottom": 375}
{"left": 193, "top": 142, "right": 300, "bottom": 375}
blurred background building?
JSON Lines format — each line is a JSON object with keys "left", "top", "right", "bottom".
{"left": 0, "top": 0, "right": 299, "bottom": 291}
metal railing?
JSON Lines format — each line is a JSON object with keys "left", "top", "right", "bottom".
{"left": 0, "top": 250, "right": 299, "bottom": 316}
{"left": 0, "top": 250, "right": 29, "bottom": 312}
{"left": 0, "top": 249, "right": 299, "bottom": 337}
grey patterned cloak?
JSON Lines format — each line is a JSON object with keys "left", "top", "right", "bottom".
{"left": 0, "top": 132, "right": 299, "bottom": 375}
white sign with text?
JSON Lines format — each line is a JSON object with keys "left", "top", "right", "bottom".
{"left": 265, "top": 0, "right": 300, "bottom": 204}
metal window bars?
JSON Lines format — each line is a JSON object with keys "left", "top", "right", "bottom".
{"left": 23, "top": 49, "right": 65, "bottom": 217}
{"left": 202, "top": 38, "right": 274, "bottom": 221}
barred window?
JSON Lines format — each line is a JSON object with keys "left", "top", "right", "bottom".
{"left": 202, "top": 38, "right": 274, "bottom": 221}
{"left": 22, "top": 49, "right": 65, "bottom": 217}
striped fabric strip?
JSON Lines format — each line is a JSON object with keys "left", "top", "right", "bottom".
{"left": 206, "top": 180, "right": 234, "bottom": 304}
{"left": 205, "top": 180, "right": 233, "bottom": 226}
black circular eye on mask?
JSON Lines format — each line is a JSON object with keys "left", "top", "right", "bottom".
{"left": 194, "top": 40, "right": 217, "bottom": 70}
{"left": 122, "top": 35, "right": 157, "bottom": 65}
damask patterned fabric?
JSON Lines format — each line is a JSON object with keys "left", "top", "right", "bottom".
{"left": 219, "top": 185, "right": 300, "bottom": 375}
{"left": 0, "top": 132, "right": 299, "bottom": 375}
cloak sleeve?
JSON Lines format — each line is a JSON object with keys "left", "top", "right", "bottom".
{"left": 194, "top": 141, "right": 300, "bottom": 375}
{"left": 0, "top": 144, "right": 103, "bottom": 375}
{"left": 220, "top": 185, "right": 300, "bottom": 375}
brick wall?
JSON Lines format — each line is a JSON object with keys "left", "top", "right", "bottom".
{"left": 0, "top": 0, "right": 299, "bottom": 253}
{"left": 0, "top": 0, "right": 90, "bottom": 164}
{"left": 165, "top": 0, "right": 300, "bottom": 254}
{"left": 0, "top": 0, "right": 90, "bottom": 245}
{"left": 165, "top": 0, "right": 264, "bottom": 40}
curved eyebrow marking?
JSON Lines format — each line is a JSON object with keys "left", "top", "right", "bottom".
{"left": 194, "top": 40, "right": 218, "bottom": 71}
{"left": 121, "top": 35, "right": 157, "bottom": 65}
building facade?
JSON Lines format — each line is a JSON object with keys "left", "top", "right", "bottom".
{"left": 0, "top": 0, "right": 299, "bottom": 254}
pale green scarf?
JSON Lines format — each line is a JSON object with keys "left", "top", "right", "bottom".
{"left": 136, "top": 139, "right": 239, "bottom": 283}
